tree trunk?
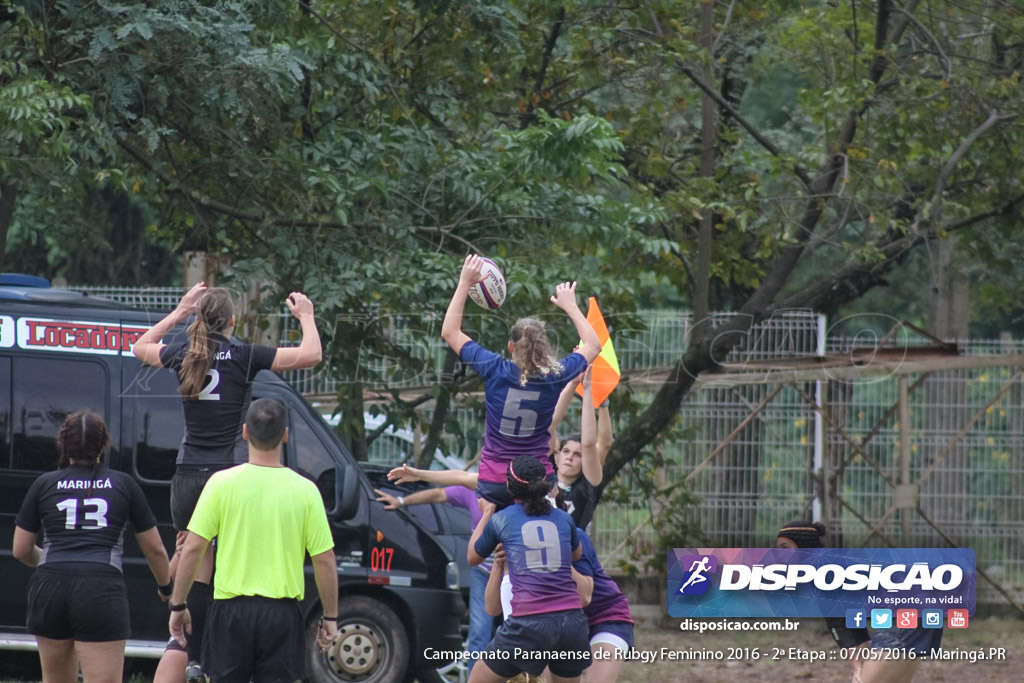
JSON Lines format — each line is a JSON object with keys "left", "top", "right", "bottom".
{"left": 0, "top": 183, "right": 18, "bottom": 274}
{"left": 921, "top": 238, "right": 970, "bottom": 544}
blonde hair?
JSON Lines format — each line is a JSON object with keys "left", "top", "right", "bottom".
{"left": 179, "top": 287, "right": 234, "bottom": 399}
{"left": 510, "top": 317, "right": 562, "bottom": 386}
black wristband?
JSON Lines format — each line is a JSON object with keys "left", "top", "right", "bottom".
{"left": 169, "top": 602, "right": 188, "bottom": 612}
{"left": 158, "top": 581, "right": 174, "bottom": 597}
{"left": 321, "top": 616, "right": 338, "bottom": 621}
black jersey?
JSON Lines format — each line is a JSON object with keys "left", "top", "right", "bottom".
{"left": 562, "top": 475, "right": 599, "bottom": 530}
{"left": 15, "top": 464, "right": 157, "bottom": 572}
{"left": 160, "top": 335, "right": 277, "bottom": 466}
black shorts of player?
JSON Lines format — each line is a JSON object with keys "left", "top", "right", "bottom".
{"left": 171, "top": 466, "right": 228, "bottom": 531}
{"left": 482, "top": 608, "right": 591, "bottom": 679}
{"left": 202, "top": 596, "right": 306, "bottom": 683}
{"left": 27, "top": 562, "right": 130, "bottom": 642}
{"left": 870, "top": 625, "right": 942, "bottom": 656}
{"left": 477, "top": 472, "right": 559, "bottom": 510}
{"left": 590, "top": 620, "right": 635, "bottom": 649}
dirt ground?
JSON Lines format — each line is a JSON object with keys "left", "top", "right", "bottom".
{"left": 619, "top": 617, "right": 1023, "bottom": 683}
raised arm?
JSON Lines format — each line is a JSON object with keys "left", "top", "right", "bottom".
{"left": 484, "top": 545, "right": 506, "bottom": 617}
{"left": 132, "top": 282, "right": 206, "bottom": 367}
{"left": 387, "top": 463, "right": 478, "bottom": 490}
{"left": 597, "top": 400, "right": 613, "bottom": 466}
{"left": 550, "top": 282, "right": 600, "bottom": 363}
{"left": 441, "top": 254, "right": 484, "bottom": 354}
{"left": 579, "top": 372, "right": 602, "bottom": 487}
{"left": 467, "top": 500, "right": 495, "bottom": 566}
{"left": 271, "top": 292, "right": 323, "bottom": 371}
{"left": 549, "top": 375, "right": 582, "bottom": 443}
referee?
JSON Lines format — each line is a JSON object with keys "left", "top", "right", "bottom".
{"left": 168, "top": 398, "right": 339, "bottom": 682}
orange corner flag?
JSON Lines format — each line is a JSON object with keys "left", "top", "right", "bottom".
{"left": 576, "top": 297, "right": 620, "bottom": 408}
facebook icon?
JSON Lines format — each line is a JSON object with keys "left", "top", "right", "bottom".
{"left": 845, "top": 609, "right": 866, "bottom": 629}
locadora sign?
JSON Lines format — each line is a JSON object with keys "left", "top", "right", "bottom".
{"left": 0, "top": 316, "right": 148, "bottom": 357}
{"left": 667, "top": 548, "right": 976, "bottom": 618}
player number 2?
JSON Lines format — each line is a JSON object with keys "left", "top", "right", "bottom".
{"left": 56, "top": 498, "right": 109, "bottom": 529}
{"left": 521, "top": 520, "right": 561, "bottom": 573}
{"left": 499, "top": 388, "right": 540, "bottom": 437}
{"left": 198, "top": 369, "right": 221, "bottom": 401}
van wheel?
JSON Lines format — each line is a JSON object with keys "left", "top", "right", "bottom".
{"left": 308, "top": 596, "right": 409, "bottom": 683}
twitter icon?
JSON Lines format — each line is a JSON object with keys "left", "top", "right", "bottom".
{"left": 871, "top": 609, "right": 892, "bottom": 629}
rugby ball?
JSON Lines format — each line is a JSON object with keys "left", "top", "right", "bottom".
{"left": 467, "top": 258, "right": 507, "bottom": 310}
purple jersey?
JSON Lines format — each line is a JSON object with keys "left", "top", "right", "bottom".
{"left": 475, "top": 503, "right": 580, "bottom": 617}
{"left": 444, "top": 485, "right": 482, "bottom": 528}
{"left": 572, "top": 529, "right": 633, "bottom": 626}
{"left": 458, "top": 341, "right": 586, "bottom": 483}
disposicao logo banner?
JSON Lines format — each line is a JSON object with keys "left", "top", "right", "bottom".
{"left": 667, "top": 548, "right": 976, "bottom": 618}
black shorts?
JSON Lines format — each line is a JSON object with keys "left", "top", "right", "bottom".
{"left": 482, "top": 609, "right": 591, "bottom": 678}
{"left": 171, "top": 467, "right": 226, "bottom": 531}
{"left": 27, "top": 563, "right": 130, "bottom": 642}
{"left": 203, "top": 596, "right": 306, "bottom": 683}
{"left": 477, "top": 473, "right": 559, "bottom": 509}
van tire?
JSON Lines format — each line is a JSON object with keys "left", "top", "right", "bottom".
{"left": 308, "top": 596, "right": 410, "bottom": 683}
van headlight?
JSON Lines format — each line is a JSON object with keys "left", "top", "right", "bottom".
{"left": 446, "top": 561, "right": 459, "bottom": 590}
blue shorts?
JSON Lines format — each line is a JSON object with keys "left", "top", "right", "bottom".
{"left": 589, "top": 621, "right": 635, "bottom": 650}
{"left": 482, "top": 609, "right": 591, "bottom": 678}
{"left": 870, "top": 626, "right": 942, "bottom": 656}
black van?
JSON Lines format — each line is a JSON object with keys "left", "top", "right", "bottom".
{"left": 0, "top": 275, "right": 464, "bottom": 683}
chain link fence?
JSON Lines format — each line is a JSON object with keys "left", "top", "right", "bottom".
{"left": 75, "top": 285, "right": 1024, "bottom": 606}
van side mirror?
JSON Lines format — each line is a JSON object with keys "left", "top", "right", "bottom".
{"left": 329, "top": 464, "right": 359, "bottom": 521}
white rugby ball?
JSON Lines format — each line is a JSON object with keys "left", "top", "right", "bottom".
{"left": 467, "top": 258, "right": 507, "bottom": 310}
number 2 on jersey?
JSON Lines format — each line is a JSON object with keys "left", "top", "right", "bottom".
{"left": 521, "top": 520, "right": 561, "bottom": 573}
{"left": 198, "top": 368, "right": 221, "bottom": 401}
{"left": 56, "top": 498, "right": 109, "bottom": 529}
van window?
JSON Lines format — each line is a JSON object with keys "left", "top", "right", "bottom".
{"left": 128, "top": 366, "right": 184, "bottom": 482}
{"left": 287, "top": 408, "right": 335, "bottom": 509}
{"left": 0, "top": 358, "right": 10, "bottom": 467}
{"left": 12, "top": 357, "right": 107, "bottom": 471}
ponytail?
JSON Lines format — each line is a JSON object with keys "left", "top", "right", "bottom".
{"left": 179, "top": 287, "right": 234, "bottom": 399}
{"left": 510, "top": 318, "right": 562, "bottom": 386}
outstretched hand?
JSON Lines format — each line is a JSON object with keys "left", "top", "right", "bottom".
{"left": 286, "top": 292, "right": 315, "bottom": 320}
{"left": 459, "top": 254, "right": 486, "bottom": 288}
{"left": 550, "top": 281, "right": 580, "bottom": 312}
{"left": 176, "top": 282, "right": 206, "bottom": 317}
{"left": 374, "top": 489, "right": 402, "bottom": 511}
{"left": 387, "top": 463, "right": 421, "bottom": 484}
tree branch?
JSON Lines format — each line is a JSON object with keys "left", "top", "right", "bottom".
{"left": 521, "top": 6, "right": 566, "bottom": 129}
{"left": 675, "top": 63, "right": 814, "bottom": 188}
{"left": 914, "top": 110, "right": 1016, "bottom": 230}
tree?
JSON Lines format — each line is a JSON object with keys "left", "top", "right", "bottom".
{"left": 2, "top": 1, "right": 1022, "bottom": 488}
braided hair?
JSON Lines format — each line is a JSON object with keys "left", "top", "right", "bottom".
{"left": 56, "top": 411, "right": 109, "bottom": 494}
{"left": 506, "top": 455, "right": 552, "bottom": 516}
{"left": 179, "top": 287, "right": 234, "bottom": 399}
{"left": 777, "top": 520, "right": 827, "bottom": 549}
